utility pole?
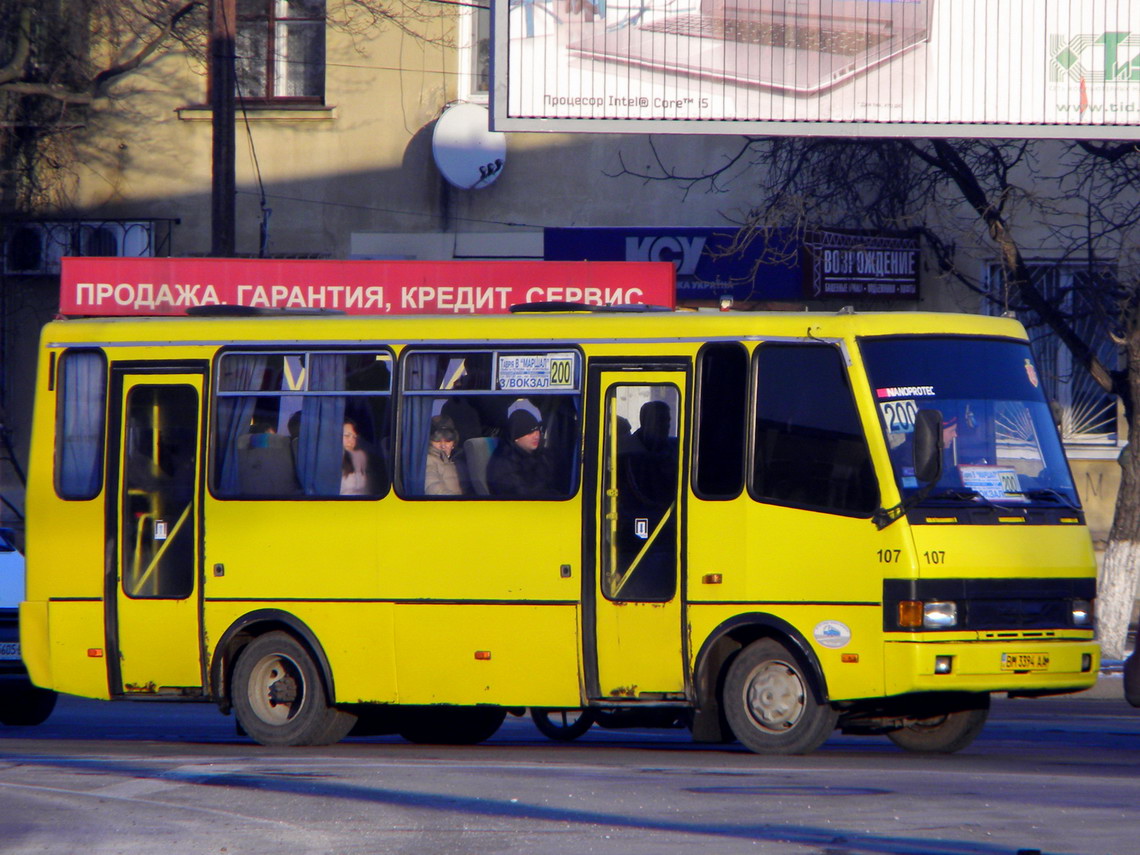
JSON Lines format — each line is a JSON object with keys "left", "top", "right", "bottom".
{"left": 210, "top": 0, "right": 236, "bottom": 256}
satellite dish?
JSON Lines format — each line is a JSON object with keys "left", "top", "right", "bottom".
{"left": 432, "top": 103, "right": 507, "bottom": 190}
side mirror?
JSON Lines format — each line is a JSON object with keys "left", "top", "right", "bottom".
{"left": 913, "top": 409, "right": 944, "bottom": 484}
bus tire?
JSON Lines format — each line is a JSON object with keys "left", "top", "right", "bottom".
{"left": 1124, "top": 649, "right": 1140, "bottom": 708}
{"left": 722, "top": 638, "right": 838, "bottom": 755}
{"left": 0, "top": 683, "right": 57, "bottom": 726}
{"left": 530, "top": 707, "right": 596, "bottom": 741}
{"left": 232, "top": 631, "right": 355, "bottom": 746}
{"left": 398, "top": 705, "right": 506, "bottom": 744}
{"left": 886, "top": 698, "right": 990, "bottom": 753}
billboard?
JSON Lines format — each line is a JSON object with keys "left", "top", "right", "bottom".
{"left": 493, "top": 0, "right": 1140, "bottom": 137}
{"left": 545, "top": 226, "right": 918, "bottom": 301}
{"left": 58, "top": 258, "right": 676, "bottom": 317}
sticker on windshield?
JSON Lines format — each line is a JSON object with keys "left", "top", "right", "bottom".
{"left": 876, "top": 385, "right": 935, "bottom": 399}
{"left": 880, "top": 399, "right": 918, "bottom": 433}
{"left": 497, "top": 352, "right": 577, "bottom": 391}
{"left": 958, "top": 465, "right": 1027, "bottom": 502}
{"left": 1025, "top": 359, "right": 1039, "bottom": 388}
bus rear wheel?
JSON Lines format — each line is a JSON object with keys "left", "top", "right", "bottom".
{"left": 232, "top": 631, "right": 355, "bottom": 746}
{"left": 530, "top": 707, "right": 596, "bottom": 741}
{"left": 723, "top": 638, "right": 838, "bottom": 755}
{"left": 0, "top": 683, "right": 57, "bottom": 726}
{"left": 886, "top": 698, "right": 990, "bottom": 753}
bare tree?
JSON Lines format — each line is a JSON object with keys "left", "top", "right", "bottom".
{"left": 0, "top": 0, "right": 454, "bottom": 212}
{"left": 616, "top": 135, "right": 1140, "bottom": 658}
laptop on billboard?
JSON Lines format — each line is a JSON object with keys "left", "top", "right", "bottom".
{"left": 567, "top": 0, "right": 933, "bottom": 96}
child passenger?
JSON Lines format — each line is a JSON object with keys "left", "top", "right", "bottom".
{"left": 425, "top": 415, "right": 463, "bottom": 496}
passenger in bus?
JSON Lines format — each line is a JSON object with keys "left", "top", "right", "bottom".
{"left": 440, "top": 377, "right": 482, "bottom": 444}
{"left": 425, "top": 415, "right": 463, "bottom": 496}
{"left": 623, "top": 401, "right": 676, "bottom": 505}
{"left": 631, "top": 400, "right": 674, "bottom": 455}
{"left": 487, "top": 409, "right": 555, "bottom": 498}
{"left": 340, "top": 418, "right": 374, "bottom": 495}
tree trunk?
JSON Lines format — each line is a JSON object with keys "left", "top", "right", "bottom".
{"left": 1097, "top": 337, "right": 1140, "bottom": 660}
{"left": 1100, "top": 473, "right": 1140, "bottom": 660}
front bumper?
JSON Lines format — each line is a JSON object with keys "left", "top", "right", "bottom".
{"left": 884, "top": 637, "right": 1099, "bottom": 696}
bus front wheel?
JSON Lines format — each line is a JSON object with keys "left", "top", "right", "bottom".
{"left": 723, "top": 638, "right": 838, "bottom": 755}
{"left": 232, "top": 631, "right": 355, "bottom": 746}
{"left": 886, "top": 697, "right": 990, "bottom": 753}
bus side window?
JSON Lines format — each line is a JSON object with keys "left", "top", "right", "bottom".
{"left": 213, "top": 350, "right": 391, "bottom": 499}
{"left": 751, "top": 344, "right": 878, "bottom": 515}
{"left": 694, "top": 342, "right": 748, "bottom": 499}
{"left": 399, "top": 349, "right": 581, "bottom": 499}
{"left": 55, "top": 349, "right": 108, "bottom": 500}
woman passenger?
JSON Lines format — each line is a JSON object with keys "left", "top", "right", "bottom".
{"left": 425, "top": 415, "right": 462, "bottom": 496}
{"left": 340, "top": 418, "right": 373, "bottom": 495}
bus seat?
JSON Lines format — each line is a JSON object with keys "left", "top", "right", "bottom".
{"left": 237, "top": 432, "right": 300, "bottom": 496}
{"left": 463, "top": 436, "right": 499, "bottom": 496}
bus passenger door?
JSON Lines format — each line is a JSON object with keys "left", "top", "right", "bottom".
{"left": 587, "top": 368, "right": 688, "bottom": 702}
{"left": 111, "top": 372, "right": 204, "bottom": 694}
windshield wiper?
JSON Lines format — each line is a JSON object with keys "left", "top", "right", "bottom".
{"left": 926, "top": 489, "right": 982, "bottom": 502}
{"left": 924, "top": 488, "right": 1026, "bottom": 512}
{"left": 1006, "top": 488, "right": 1081, "bottom": 511}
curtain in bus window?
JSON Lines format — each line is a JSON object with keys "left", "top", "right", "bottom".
{"left": 401, "top": 356, "right": 447, "bottom": 494}
{"left": 296, "top": 353, "right": 346, "bottom": 496}
{"left": 214, "top": 354, "right": 267, "bottom": 494}
{"left": 57, "top": 350, "right": 107, "bottom": 499}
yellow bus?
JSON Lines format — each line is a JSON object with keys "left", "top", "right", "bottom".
{"left": 21, "top": 306, "right": 1099, "bottom": 753}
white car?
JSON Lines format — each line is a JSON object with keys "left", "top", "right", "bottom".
{"left": 0, "top": 528, "right": 56, "bottom": 726}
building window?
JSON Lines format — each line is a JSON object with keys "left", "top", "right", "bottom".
{"left": 458, "top": 1, "right": 490, "bottom": 100}
{"left": 236, "top": 0, "right": 325, "bottom": 102}
{"left": 988, "top": 264, "right": 1121, "bottom": 448}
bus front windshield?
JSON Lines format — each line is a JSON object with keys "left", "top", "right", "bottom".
{"left": 859, "top": 336, "right": 1080, "bottom": 509}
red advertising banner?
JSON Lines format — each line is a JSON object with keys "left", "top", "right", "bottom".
{"left": 59, "top": 257, "right": 676, "bottom": 316}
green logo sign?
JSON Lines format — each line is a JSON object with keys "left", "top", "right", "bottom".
{"left": 1051, "top": 32, "right": 1140, "bottom": 83}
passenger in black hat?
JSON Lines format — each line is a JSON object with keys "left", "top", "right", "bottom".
{"left": 487, "top": 408, "right": 556, "bottom": 497}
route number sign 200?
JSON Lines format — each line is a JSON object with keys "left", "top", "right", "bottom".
{"left": 880, "top": 399, "right": 918, "bottom": 433}
{"left": 549, "top": 358, "right": 573, "bottom": 386}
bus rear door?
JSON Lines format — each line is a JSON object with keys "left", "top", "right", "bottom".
{"left": 110, "top": 370, "right": 205, "bottom": 695}
{"left": 586, "top": 365, "right": 689, "bottom": 702}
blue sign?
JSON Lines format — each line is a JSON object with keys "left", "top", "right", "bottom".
{"left": 544, "top": 227, "right": 803, "bottom": 303}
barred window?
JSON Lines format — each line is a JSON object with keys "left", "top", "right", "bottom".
{"left": 987, "top": 264, "right": 1121, "bottom": 447}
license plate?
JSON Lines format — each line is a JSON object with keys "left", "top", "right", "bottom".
{"left": 1001, "top": 652, "right": 1049, "bottom": 671}
{"left": 0, "top": 641, "right": 19, "bottom": 661}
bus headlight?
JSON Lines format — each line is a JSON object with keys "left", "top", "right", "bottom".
{"left": 923, "top": 601, "right": 958, "bottom": 629}
{"left": 897, "top": 600, "right": 959, "bottom": 629}
{"left": 1070, "top": 599, "right": 1093, "bottom": 627}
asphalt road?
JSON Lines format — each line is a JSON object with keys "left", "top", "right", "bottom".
{"left": 0, "top": 676, "right": 1136, "bottom": 855}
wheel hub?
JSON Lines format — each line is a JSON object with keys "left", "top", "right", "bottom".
{"left": 248, "top": 655, "right": 304, "bottom": 724}
{"left": 744, "top": 660, "right": 806, "bottom": 732}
